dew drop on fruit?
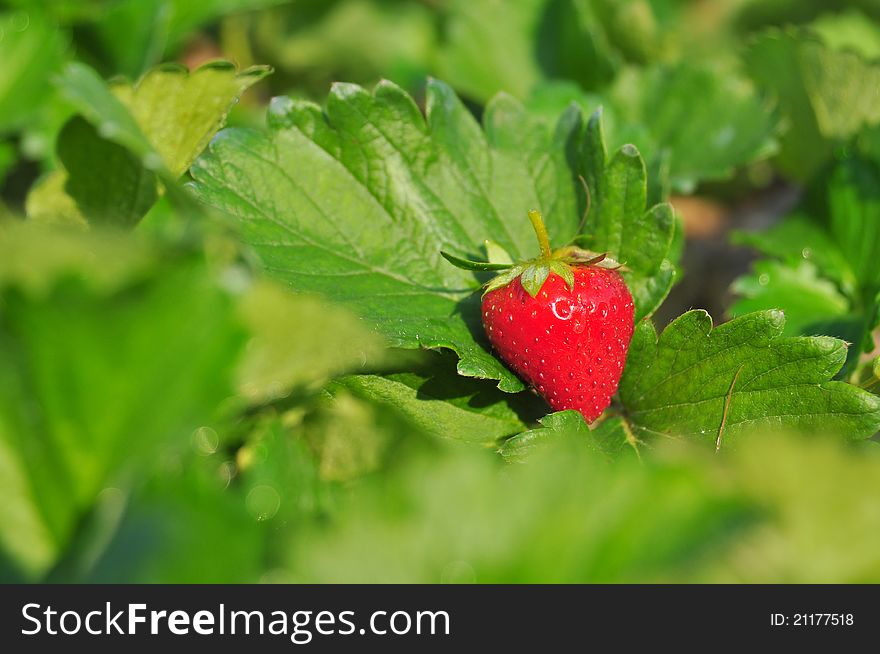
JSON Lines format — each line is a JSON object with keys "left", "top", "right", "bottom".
{"left": 572, "top": 318, "right": 585, "bottom": 334}
{"left": 598, "top": 303, "right": 609, "bottom": 318}
{"left": 551, "top": 299, "right": 573, "bottom": 320}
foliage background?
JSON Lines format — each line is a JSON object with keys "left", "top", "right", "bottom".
{"left": 1, "top": 0, "right": 880, "bottom": 583}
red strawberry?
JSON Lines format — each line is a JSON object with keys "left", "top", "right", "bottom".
{"left": 442, "top": 210, "right": 635, "bottom": 423}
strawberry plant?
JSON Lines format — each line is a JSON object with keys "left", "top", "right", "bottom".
{"left": 2, "top": 1, "right": 880, "bottom": 584}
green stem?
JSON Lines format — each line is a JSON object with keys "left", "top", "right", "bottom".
{"left": 528, "top": 209, "right": 552, "bottom": 259}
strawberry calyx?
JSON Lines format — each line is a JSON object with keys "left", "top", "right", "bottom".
{"left": 440, "top": 209, "right": 622, "bottom": 298}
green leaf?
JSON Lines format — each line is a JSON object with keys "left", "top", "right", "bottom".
{"left": 499, "top": 410, "right": 637, "bottom": 461}
{"left": 57, "top": 61, "right": 270, "bottom": 180}
{"left": 745, "top": 29, "right": 880, "bottom": 181}
{"left": 58, "top": 455, "right": 265, "bottom": 583}
{"left": 332, "top": 371, "right": 529, "bottom": 446}
{"left": 732, "top": 213, "right": 855, "bottom": 291}
{"left": 436, "top": 0, "right": 547, "bottom": 102}
{"left": 286, "top": 436, "right": 751, "bottom": 583}
{"left": 56, "top": 117, "right": 159, "bottom": 227}
{"left": 0, "top": 11, "right": 65, "bottom": 134}
{"left": 731, "top": 260, "right": 850, "bottom": 337}
{"left": 484, "top": 240, "right": 514, "bottom": 265}
{"left": 302, "top": 389, "right": 396, "bottom": 483}
{"left": 811, "top": 8, "right": 880, "bottom": 60}
{"left": 607, "top": 63, "right": 778, "bottom": 193}
{"left": 577, "top": 126, "right": 676, "bottom": 321}
{"left": 0, "top": 225, "right": 244, "bottom": 581}
{"left": 527, "top": 61, "right": 778, "bottom": 194}
{"left": 56, "top": 63, "right": 161, "bottom": 172}
{"left": 731, "top": 157, "right": 880, "bottom": 365}
{"left": 236, "top": 281, "right": 386, "bottom": 404}
{"left": 827, "top": 157, "right": 880, "bottom": 296}
{"left": 43, "top": 60, "right": 269, "bottom": 227}
{"left": 113, "top": 61, "right": 272, "bottom": 178}
{"left": 616, "top": 310, "right": 880, "bottom": 447}
{"left": 520, "top": 263, "right": 552, "bottom": 297}
{"left": 252, "top": 0, "right": 435, "bottom": 96}
{"left": 24, "top": 171, "right": 88, "bottom": 229}
{"left": 440, "top": 251, "right": 514, "bottom": 272}
{"left": 437, "top": 0, "right": 668, "bottom": 104}
{"left": 191, "top": 79, "right": 587, "bottom": 392}
{"left": 86, "top": 0, "right": 281, "bottom": 77}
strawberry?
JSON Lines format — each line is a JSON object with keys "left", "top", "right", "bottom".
{"left": 443, "top": 210, "right": 634, "bottom": 423}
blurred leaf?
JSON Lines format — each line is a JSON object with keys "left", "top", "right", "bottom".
{"left": 437, "top": 0, "right": 671, "bottom": 104}
{"left": 731, "top": 157, "right": 880, "bottom": 366}
{"left": 437, "top": 0, "right": 547, "bottom": 102}
{"left": 826, "top": 156, "right": 880, "bottom": 296}
{"left": 191, "top": 79, "right": 590, "bottom": 392}
{"left": 61, "top": 456, "right": 264, "bottom": 583}
{"left": 113, "top": 61, "right": 271, "bottom": 178}
{"left": 733, "top": 213, "right": 855, "bottom": 290}
{"left": 707, "top": 435, "right": 880, "bottom": 583}
{"left": 731, "top": 260, "right": 849, "bottom": 336}
{"left": 253, "top": 0, "right": 434, "bottom": 94}
{"left": 58, "top": 60, "right": 270, "bottom": 180}
{"left": 0, "top": 141, "right": 15, "bottom": 185}
{"left": 0, "top": 11, "right": 66, "bottom": 134}
{"left": 42, "top": 61, "right": 269, "bottom": 227}
{"left": 56, "top": 117, "right": 159, "bottom": 226}
{"left": 78, "top": 0, "right": 281, "bottom": 77}
{"left": 618, "top": 310, "right": 880, "bottom": 447}
{"left": 55, "top": 62, "right": 160, "bottom": 170}
{"left": 745, "top": 29, "right": 880, "bottom": 181}
{"left": 0, "top": 225, "right": 244, "bottom": 581}
{"left": 285, "top": 437, "right": 751, "bottom": 583}
{"left": 25, "top": 171, "right": 87, "bottom": 227}
{"left": 239, "top": 416, "right": 336, "bottom": 526}
{"left": 609, "top": 63, "right": 777, "bottom": 192}
{"left": 811, "top": 8, "right": 880, "bottom": 59}
{"left": 0, "top": 222, "right": 152, "bottom": 292}
{"left": 236, "top": 281, "right": 386, "bottom": 404}
{"left": 529, "top": 62, "right": 778, "bottom": 194}
{"left": 332, "top": 369, "right": 529, "bottom": 446}
{"left": 303, "top": 388, "right": 396, "bottom": 482}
